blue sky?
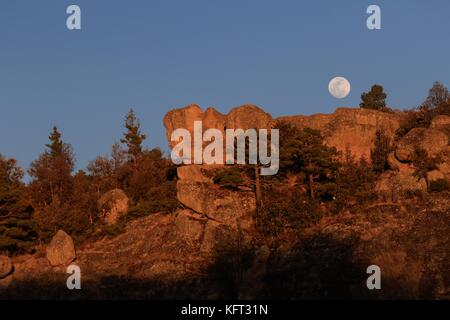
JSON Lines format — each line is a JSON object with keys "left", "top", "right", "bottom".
{"left": 1, "top": 0, "right": 450, "bottom": 172}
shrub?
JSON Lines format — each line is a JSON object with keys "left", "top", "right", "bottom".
{"left": 213, "top": 167, "right": 247, "bottom": 190}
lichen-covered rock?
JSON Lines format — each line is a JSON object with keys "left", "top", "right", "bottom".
{"left": 0, "top": 255, "right": 13, "bottom": 279}
{"left": 98, "top": 189, "right": 129, "bottom": 225}
{"left": 395, "top": 128, "right": 448, "bottom": 162}
{"left": 46, "top": 230, "right": 76, "bottom": 267}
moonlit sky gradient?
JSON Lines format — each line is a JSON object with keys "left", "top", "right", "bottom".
{"left": 1, "top": 0, "right": 450, "bottom": 173}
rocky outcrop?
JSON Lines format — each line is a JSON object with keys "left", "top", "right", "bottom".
{"left": 98, "top": 189, "right": 129, "bottom": 225}
{"left": 177, "top": 180, "right": 255, "bottom": 227}
{"left": 0, "top": 256, "right": 13, "bottom": 279}
{"left": 174, "top": 165, "right": 255, "bottom": 253}
{"left": 163, "top": 104, "right": 273, "bottom": 160}
{"left": 278, "top": 107, "right": 402, "bottom": 161}
{"left": 381, "top": 123, "right": 450, "bottom": 193}
{"left": 174, "top": 209, "right": 232, "bottom": 254}
{"left": 46, "top": 230, "right": 76, "bottom": 267}
{"left": 164, "top": 105, "right": 402, "bottom": 162}
{"left": 395, "top": 128, "right": 448, "bottom": 162}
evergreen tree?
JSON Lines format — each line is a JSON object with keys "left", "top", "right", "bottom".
{"left": 46, "top": 126, "right": 64, "bottom": 157}
{"left": 121, "top": 109, "right": 147, "bottom": 160}
{"left": 360, "top": 84, "right": 388, "bottom": 111}
{"left": 29, "top": 127, "right": 75, "bottom": 206}
{"left": 277, "top": 122, "right": 339, "bottom": 200}
{"left": 0, "top": 155, "right": 37, "bottom": 255}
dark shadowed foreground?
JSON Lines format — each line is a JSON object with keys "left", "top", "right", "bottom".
{"left": 1, "top": 193, "right": 449, "bottom": 300}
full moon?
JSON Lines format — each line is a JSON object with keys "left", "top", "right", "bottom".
{"left": 328, "top": 77, "right": 351, "bottom": 99}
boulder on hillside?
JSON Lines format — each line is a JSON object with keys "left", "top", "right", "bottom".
{"left": 46, "top": 230, "right": 76, "bottom": 267}
{"left": 98, "top": 189, "right": 129, "bottom": 225}
{"left": 395, "top": 128, "right": 448, "bottom": 162}
{"left": 0, "top": 255, "right": 13, "bottom": 279}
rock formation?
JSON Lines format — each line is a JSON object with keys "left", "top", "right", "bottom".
{"left": 174, "top": 164, "right": 255, "bottom": 253}
{"left": 165, "top": 104, "right": 402, "bottom": 162}
{"left": 164, "top": 105, "right": 450, "bottom": 198}
{"left": 395, "top": 128, "right": 448, "bottom": 162}
{"left": 98, "top": 189, "right": 129, "bottom": 225}
{"left": 378, "top": 118, "right": 450, "bottom": 194}
{"left": 278, "top": 107, "right": 402, "bottom": 161}
{"left": 46, "top": 230, "right": 76, "bottom": 267}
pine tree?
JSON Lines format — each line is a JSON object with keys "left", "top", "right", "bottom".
{"left": 29, "top": 126, "right": 75, "bottom": 205}
{"left": 46, "top": 126, "right": 64, "bottom": 157}
{"left": 121, "top": 109, "right": 147, "bottom": 161}
{"left": 0, "top": 155, "right": 37, "bottom": 255}
{"left": 277, "top": 122, "right": 339, "bottom": 200}
{"left": 360, "top": 84, "right": 388, "bottom": 111}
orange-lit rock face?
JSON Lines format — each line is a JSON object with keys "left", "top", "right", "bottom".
{"left": 164, "top": 105, "right": 402, "bottom": 163}
{"left": 278, "top": 108, "right": 402, "bottom": 161}
{"left": 163, "top": 104, "right": 273, "bottom": 150}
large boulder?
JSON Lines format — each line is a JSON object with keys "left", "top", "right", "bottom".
{"left": 395, "top": 128, "right": 448, "bottom": 162}
{"left": 46, "top": 230, "right": 76, "bottom": 267}
{"left": 0, "top": 256, "right": 13, "bottom": 279}
{"left": 98, "top": 189, "right": 129, "bottom": 225}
